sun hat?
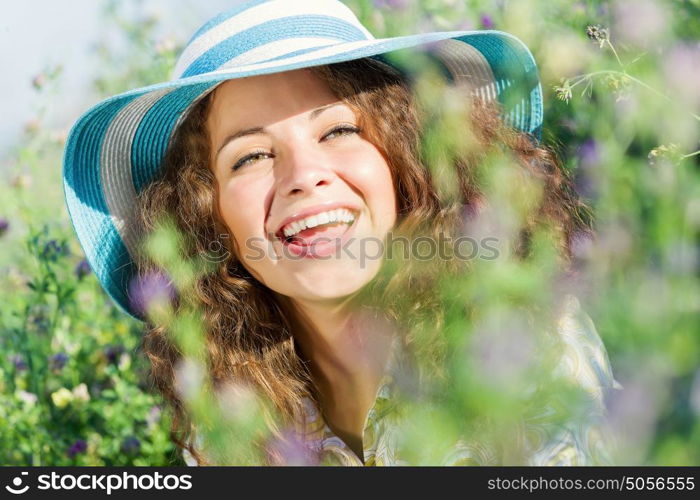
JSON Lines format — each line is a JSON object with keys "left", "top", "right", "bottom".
{"left": 62, "top": 0, "right": 543, "bottom": 322}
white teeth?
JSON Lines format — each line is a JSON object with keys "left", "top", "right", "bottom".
{"left": 306, "top": 215, "right": 319, "bottom": 228}
{"left": 289, "top": 221, "right": 302, "bottom": 235}
{"left": 281, "top": 208, "right": 356, "bottom": 238}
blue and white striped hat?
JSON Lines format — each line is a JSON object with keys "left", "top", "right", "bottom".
{"left": 62, "top": 0, "right": 543, "bottom": 322}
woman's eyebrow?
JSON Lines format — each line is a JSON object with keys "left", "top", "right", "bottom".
{"left": 309, "top": 102, "right": 345, "bottom": 120}
{"left": 215, "top": 126, "right": 265, "bottom": 159}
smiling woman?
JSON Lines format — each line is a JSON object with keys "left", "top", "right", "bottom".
{"left": 62, "top": 0, "right": 617, "bottom": 466}
{"left": 207, "top": 70, "right": 397, "bottom": 299}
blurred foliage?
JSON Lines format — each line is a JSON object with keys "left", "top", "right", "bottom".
{"left": 0, "top": 1, "right": 183, "bottom": 466}
{"left": 0, "top": 0, "right": 698, "bottom": 465}
{"left": 348, "top": 0, "right": 700, "bottom": 466}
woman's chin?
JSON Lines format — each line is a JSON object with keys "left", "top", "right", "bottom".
{"left": 278, "top": 265, "right": 379, "bottom": 304}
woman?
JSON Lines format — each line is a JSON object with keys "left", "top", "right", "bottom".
{"left": 62, "top": 0, "right": 617, "bottom": 465}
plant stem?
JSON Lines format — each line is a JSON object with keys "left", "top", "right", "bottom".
{"left": 606, "top": 40, "right": 625, "bottom": 69}
{"left": 569, "top": 70, "right": 700, "bottom": 122}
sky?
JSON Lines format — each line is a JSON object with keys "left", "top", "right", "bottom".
{"left": 0, "top": 0, "right": 241, "bottom": 161}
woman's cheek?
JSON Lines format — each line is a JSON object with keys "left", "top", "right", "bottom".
{"left": 221, "top": 182, "right": 262, "bottom": 250}
{"left": 346, "top": 149, "right": 396, "bottom": 229}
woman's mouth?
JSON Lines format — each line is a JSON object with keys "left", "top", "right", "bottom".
{"left": 277, "top": 216, "right": 358, "bottom": 259}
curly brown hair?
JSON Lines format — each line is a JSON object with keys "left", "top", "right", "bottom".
{"left": 133, "top": 58, "right": 592, "bottom": 465}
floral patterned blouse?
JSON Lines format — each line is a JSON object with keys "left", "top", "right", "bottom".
{"left": 185, "top": 295, "right": 620, "bottom": 466}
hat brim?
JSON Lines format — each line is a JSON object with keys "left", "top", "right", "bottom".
{"left": 62, "top": 30, "right": 543, "bottom": 322}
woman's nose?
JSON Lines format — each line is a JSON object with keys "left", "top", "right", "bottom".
{"left": 275, "top": 143, "right": 334, "bottom": 197}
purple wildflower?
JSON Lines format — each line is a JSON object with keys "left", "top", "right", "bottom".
{"left": 470, "top": 315, "right": 536, "bottom": 386}
{"left": 67, "top": 439, "right": 88, "bottom": 458}
{"left": 121, "top": 436, "right": 141, "bottom": 456}
{"left": 605, "top": 376, "right": 659, "bottom": 458}
{"left": 575, "top": 138, "right": 601, "bottom": 199}
{"left": 29, "top": 307, "right": 51, "bottom": 332}
{"left": 104, "top": 345, "right": 126, "bottom": 365}
{"left": 128, "top": 270, "right": 177, "bottom": 318}
{"left": 146, "top": 405, "right": 162, "bottom": 429}
{"left": 579, "top": 139, "right": 600, "bottom": 169}
{"left": 74, "top": 259, "right": 92, "bottom": 279}
{"left": 570, "top": 230, "right": 595, "bottom": 262}
{"left": 11, "top": 355, "right": 28, "bottom": 372}
{"left": 0, "top": 218, "right": 9, "bottom": 237}
{"left": 266, "top": 431, "right": 318, "bottom": 466}
{"left": 40, "top": 239, "right": 70, "bottom": 261}
{"left": 613, "top": 0, "right": 668, "bottom": 48}
{"left": 43, "top": 240, "right": 61, "bottom": 257}
{"left": 480, "top": 14, "right": 494, "bottom": 29}
{"left": 461, "top": 200, "right": 483, "bottom": 221}
{"left": 663, "top": 44, "right": 700, "bottom": 109}
{"left": 49, "top": 352, "right": 69, "bottom": 371}
{"left": 459, "top": 201, "right": 483, "bottom": 237}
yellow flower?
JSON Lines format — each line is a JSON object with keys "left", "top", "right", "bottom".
{"left": 51, "top": 387, "right": 74, "bottom": 408}
{"left": 72, "top": 383, "right": 90, "bottom": 402}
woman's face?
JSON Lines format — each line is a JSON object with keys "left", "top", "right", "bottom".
{"left": 207, "top": 68, "right": 397, "bottom": 306}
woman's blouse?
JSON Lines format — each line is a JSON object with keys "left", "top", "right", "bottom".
{"left": 184, "top": 294, "right": 620, "bottom": 466}
{"left": 292, "top": 294, "right": 620, "bottom": 466}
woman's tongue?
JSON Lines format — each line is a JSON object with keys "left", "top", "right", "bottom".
{"left": 287, "top": 222, "right": 349, "bottom": 246}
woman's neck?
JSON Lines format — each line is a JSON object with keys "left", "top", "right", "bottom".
{"left": 283, "top": 295, "right": 395, "bottom": 462}
{"left": 295, "top": 298, "right": 390, "bottom": 371}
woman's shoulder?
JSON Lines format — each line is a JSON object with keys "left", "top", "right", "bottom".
{"left": 553, "top": 293, "right": 622, "bottom": 408}
{"left": 525, "top": 293, "right": 623, "bottom": 465}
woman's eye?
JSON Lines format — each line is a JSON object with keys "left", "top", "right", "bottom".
{"left": 232, "top": 151, "right": 273, "bottom": 171}
{"left": 322, "top": 125, "right": 361, "bottom": 141}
